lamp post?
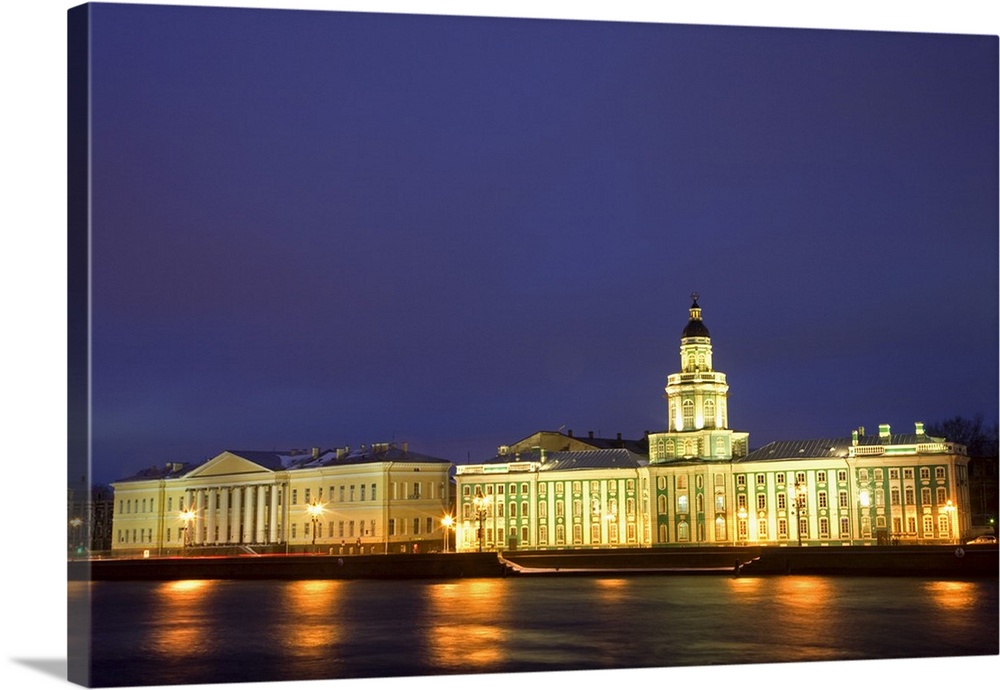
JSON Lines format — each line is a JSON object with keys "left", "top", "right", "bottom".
{"left": 794, "top": 481, "right": 807, "bottom": 547}
{"left": 180, "top": 509, "right": 196, "bottom": 550}
{"left": 736, "top": 506, "right": 748, "bottom": 546}
{"left": 473, "top": 488, "right": 491, "bottom": 553}
{"left": 943, "top": 500, "right": 956, "bottom": 543}
{"left": 69, "top": 517, "right": 83, "bottom": 556}
{"left": 441, "top": 514, "right": 454, "bottom": 553}
{"left": 307, "top": 500, "right": 324, "bottom": 551}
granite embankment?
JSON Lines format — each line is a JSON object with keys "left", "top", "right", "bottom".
{"left": 69, "top": 544, "right": 997, "bottom": 581}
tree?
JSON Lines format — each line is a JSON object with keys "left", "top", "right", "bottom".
{"left": 926, "top": 414, "right": 999, "bottom": 458}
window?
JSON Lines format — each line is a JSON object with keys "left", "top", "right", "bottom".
{"left": 817, "top": 471, "right": 827, "bottom": 483}
{"left": 818, "top": 491, "right": 828, "bottom": 509}
{"left": 556, "top": 482, "right": 564, "bottom": 496}
{"left": 839, "top": 491, "right": 848, "bottom": 508}
{"left": 889, "top": 468, "right": 899, "bottom": 480}
{"left": 627, "top": 479, "right": 636, "bottom": 492}
{"left": 657, "top": 495, "right": 667, "bottom": 514}
{"left": 776, "top": 473, "right": 785, "bottom": 485}
{"left": 819, "top": 517, "right": 829, "bottom": 538}
{"left": 907, "top": 517, "right": 916, "bottom": 533}
{"left": 371, "top": 484, "right": 377, "bottom": 501}
{"left": 859, "top": 469, "right": 869, "bottom": 482}
{"left": 903, "top": 468, "right": 914, "bottom": 480}
{"left": 305, "top": 488, "right": 311, "bottom": 504}
{"left": 497, "top": 503, "right": 505, "bottom": 518}
{"left": 497, "top": 484, "right": 505, "bottom": 495}
{"left": 758, "top": 519, "right": 768, "bottom": 539}
{"left": 796, "top": 472, "right": 807, "bottom": 484}
{"left": 573, "top": 500, "right": 582, "bottom": 517}
{"left": 556, "top": 525, "right": 565, "bottom": 545}
{"left": 540, "top": 500, "right": 547, "bottom": 516}
{"left": 840, "top": 517, "right": 850, "bottom": 538}
{"left": 350, "top": 485, "right": 357, "bottom": 501}
{"left": 678, "top": 521, "right": 690, "bottom": 541}
{"left": 339, "top": 486, "right": 345, "bottom": 502}
{"left": 166, "top": 528, "right": 171, "bottom": 542}
{"left": 292, "top": 489, "right": 298, "bottom": 505}
{"left": 756, "top": 474, "right": 765, "bottom": 486}
{"left": 556, "top": 500, "right": 564, "bottom": 517}
{"left": 934, "top": 467, "right": 946, "bottom": 480}
{"left": 682, "top": 400, "right": 694, "bottom": 428}
{"left": 573, "top": 524, "right": 583, "bottom": 544}
{"left": 521, "top": 501, "right": 528, "bottom": 518}
{"left": 921, "top": 488, "right": 932, "bottom": 505}
{"left": 874, "top": 468, "right": 883, "bottom": 481}
{"left": 657, "top": 476, "right": 667, "bottom": 490}
{"left": 737, "top": 494, "right": 747, "bottom": 510}
{"left": 677, "top": 476, "right": 688, "bottom": 490}
{"left": 539, "top": 483, "right": 547, "bottom": 496}
{"left": 736, "top": 474, "right": 746, "bottom": 486}
{"left": 291, "top": 524, "right": 297, "bottom": 538}
{"left": 905, "top": 488, "right": 915, "bottom": 504}
{"left": 388, "top": 519, "right": 395, "bottom": 536}
{"left": 756, "top": 493, "right": 767, "bottom": 510}
{"left": 777, "top": 493, "right": 787, "bottom": 510}
{"left": 837, "top": 470, "right": 847, "bottom": 482}
{"left": 463, "top": 485, "right": 471, "bottom": 496}
{"left": 923, "top": 515, "right": 934, "bottom": 536}
{"left": 778, "top": 519, "right": 788, "bottom": 539}
{"left": 677, "top": 494, "right": 689, "bottom": 513}
{"left": 572, "top": 481, "right": 581, "bottom": 494}
{"left": 875, "top": 488, "right": 884, "bottom": 506}
{"left": 936, "top": 487, "right": 947, "bottom": 504}
{"left": 920, "top": 467, "right": 931, "bottom": 480}
{"left": 426, "top": 517, "right": 433, "bottom": 534}
{"left": 891, "top": 488, "right": 901, "bottom": 505}
{"left": 715, "top": 493, "right": 725, "bottom": 511}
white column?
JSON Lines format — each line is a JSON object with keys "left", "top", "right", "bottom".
{"left": 243, "top": 486, "right": 255, "bottom": 543}
{"left": 231, "top": 487, "right": 242, "bottom": 543}
{"left": 219, "top": 488, "right": 230, "bottom": 544}
{"left": 206, "top": 488, "right": 216, "bottom": 544}
{"left": 255, "top": 485, "right": 267, "bottom": 543}
{"left": 269, "top": 485, "right": 280, "bottom": 543}
{"left": 195, "top": 490, "right": 206, "bottom": 544}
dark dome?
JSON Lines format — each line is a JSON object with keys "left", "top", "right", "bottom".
{"left": 682, "top": 319, "right": 710, "bottom": 338}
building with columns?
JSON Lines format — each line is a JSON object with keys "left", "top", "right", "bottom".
{"left": 110, "top": 443, "right": 453, "bottom": 556}
{"left": 454, "top": 296, "right": 971, "bottom": 550}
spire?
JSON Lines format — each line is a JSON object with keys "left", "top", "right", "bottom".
{"left": 682, "top": 292, "right": 710, "bottom": 338}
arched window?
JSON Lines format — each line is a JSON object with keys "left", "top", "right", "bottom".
{"left": 665, "top": 439, "right": 674, "bottom": 457}
{"left": 704, "top": 399, "right": 715, "bottom": 428}
{"left": 658, "top": 524, "right": 668, "bottom": 543}
{"left": 682, "top": 400, "right": 694, "bottom": 429}
{"left": 677, "top": 521, "right": 690, "bottom": 541}
{"left": 697, "top": 354, "right": 705, "bottom": 370}
{"left": 657, "top": 495, "right": 666, "bottom": 514}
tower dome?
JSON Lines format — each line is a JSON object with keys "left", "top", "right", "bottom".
{"left": 681, "top": 293, "right": 710, "bottom": 338}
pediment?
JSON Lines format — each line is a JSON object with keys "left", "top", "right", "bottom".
{"left": 185, "top": 451, "right": 278, "bottom": 479}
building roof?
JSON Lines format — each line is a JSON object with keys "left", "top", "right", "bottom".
{"left": 741, "top": 430, "right": 950, "bottom": 463}
{"left": 283, "top": 444, "right": 453, "bottom": 470}
{"left": 477, "top": 447, "right": 649, "bottom": 471}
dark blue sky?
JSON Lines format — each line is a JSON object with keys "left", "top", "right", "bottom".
{"left": 86, "top": 3, "right": 998, "bottom": 484}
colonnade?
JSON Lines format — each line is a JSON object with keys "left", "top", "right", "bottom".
{"left": 184, "top": 483, "right": 286, "bottom": 545}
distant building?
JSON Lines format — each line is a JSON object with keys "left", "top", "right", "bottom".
{"left": 110, "top": 443, "right": 453, "bottom": 556}
{"left": 454, "top": 296, "right": 971, "bottom": 550}
{"left": 68, "top": 480, "right": 114, "bottom": 554}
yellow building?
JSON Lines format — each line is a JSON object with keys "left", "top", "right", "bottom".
{"left": 454, "top": 296, "right": 970, "bottom": 550}
{"left": 111, "top": 443, "right": 453, "bottom": 556}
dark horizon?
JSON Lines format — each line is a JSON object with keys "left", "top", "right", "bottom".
{"left": 80, "top": 4, "right": 997, "bottom": 486}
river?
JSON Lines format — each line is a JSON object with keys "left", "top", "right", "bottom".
{"left": 69, "top": 575, "right": 998, "bottom": 688}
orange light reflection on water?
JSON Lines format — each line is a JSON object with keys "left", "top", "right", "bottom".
{"left": 150, "top": 580, "right": 214, "bottom": 656}
{"left": 274, "top": 580, "right": 343, "bottom": 656}
{"left": 924, "top": 580, "right": 976, "bottom": 610}
{"left": 426, "top": 580, "right": 509, "bottom": 669}
{"left": 593, "top": 578, "right": 628, "bottom": 604}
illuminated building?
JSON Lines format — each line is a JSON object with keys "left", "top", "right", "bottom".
{"left": 454, "top": 296, "right": 971, "bottom": 550}
{"left": 110, "top": 443, "right": 452, "bottom": 555}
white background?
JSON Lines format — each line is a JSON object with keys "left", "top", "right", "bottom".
{"left": 1, "top": 2, "right": 997, "bottom": 690}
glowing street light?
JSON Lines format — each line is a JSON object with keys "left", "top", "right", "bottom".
{"left": 441, "top": 514, "right": 454, "bottom": 553}
{"left": 180, "top": 509, "right": 196, "bottom": 549}
{"left": 943, "top": 500, "right": 956, "bottom": 543}
{"left": 307, "top": 500, "right": 325, "bottom": 549}
{"left": 472, "top": 488, "right": 492, "bottom": 553}
{"left": 794, "top": 481, "right": 808, "bottom": 547}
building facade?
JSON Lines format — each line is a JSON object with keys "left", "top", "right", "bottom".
{"left": 454, "top": 296, "right": 970, "bottom": 550}
{"left": 110, "top": 443, "right": 453, "bottom": 556}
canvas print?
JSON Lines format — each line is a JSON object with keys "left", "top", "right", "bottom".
{"left": 66, "top": 2, "right": 998, "bottom": 689}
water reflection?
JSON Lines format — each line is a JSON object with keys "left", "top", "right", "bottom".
{"left": 274, "top": 580, "right": 343, "bottom": 657}
{"left": 426, "top": 580, "right": 509, "bottom": 670}
{"left": 593, "top": 578, "right": 629, "bottom": 604}
{"left": 149, "top": 580, "right": 215, "bottom": 656}
{"left": 924, "top": 580, "right": 976, "bottom": 610}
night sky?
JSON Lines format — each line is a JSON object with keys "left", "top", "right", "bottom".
{"left": 85, "top": 2, "right": 998, "bottom": 485}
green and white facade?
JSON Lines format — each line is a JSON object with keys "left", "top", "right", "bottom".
{"left": 454, "top": 297, "right": 970, "bottom": 550}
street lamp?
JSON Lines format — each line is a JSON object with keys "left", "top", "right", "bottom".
{"left": 472, "top": 488, "right": 491, "bottom": 553}
{"left": 441, "top": 514, "right": 454, "bottom": 553}
{"left": 794, "top": 481, "right": 808, "bottom": 547}
{"left": 69, "top": 517, "right": 83, "bottom": 556}
{"left": 180, "top": 509, "right": 196, "bottom": 549}
{"left": 307, "top": 500, "right": 324, "bottom": 550}
{"left": 943, "top": 500, "right": 956, "bottom": 543}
